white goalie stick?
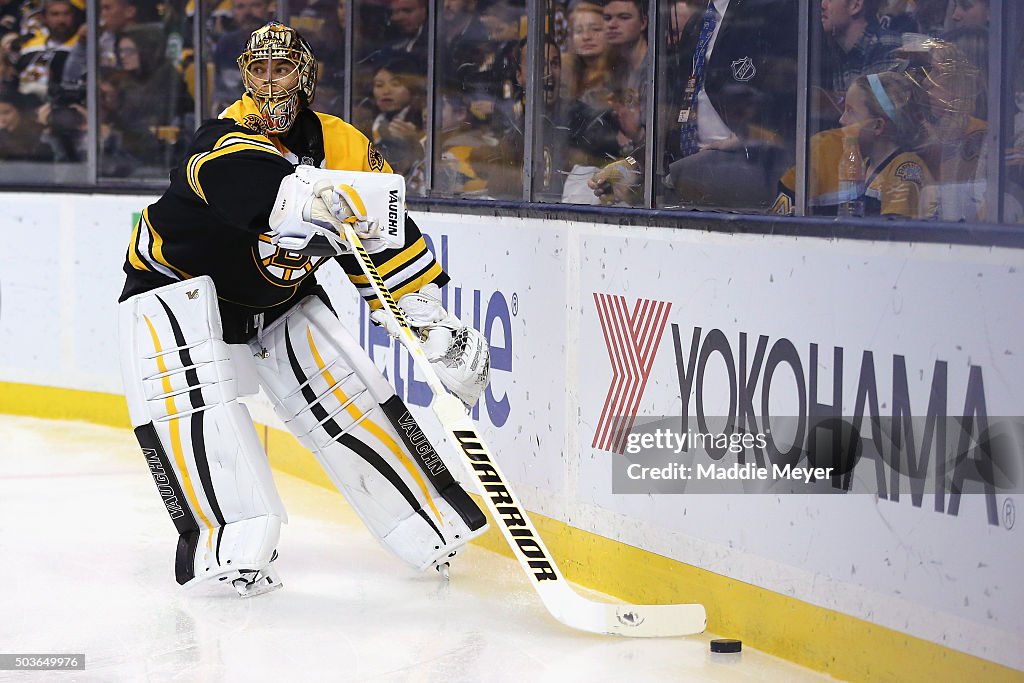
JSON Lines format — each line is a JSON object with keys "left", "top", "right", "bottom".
{"left": 341, "top": 222, "right": 707, "bottom": 637}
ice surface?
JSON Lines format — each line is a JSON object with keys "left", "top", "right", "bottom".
{"left": 0, "top": 416, "right": 830, "bottom": 682}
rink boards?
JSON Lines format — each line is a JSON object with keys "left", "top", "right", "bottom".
{"left": 0, "top": 192, "right": 1022, "bottom": 682}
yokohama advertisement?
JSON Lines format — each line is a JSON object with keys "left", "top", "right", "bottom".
{"left": 576, "top": 229, "right": 1024, "bottom": 667}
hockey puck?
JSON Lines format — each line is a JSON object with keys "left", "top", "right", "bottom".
{"left": 710, "top": 639, "right": 742, "bottom": 653}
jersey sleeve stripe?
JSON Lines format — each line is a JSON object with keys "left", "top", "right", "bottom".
{"left": 144, "top": 208, "right": 192, "bottom": 279}
{"left": 354, "top": 260, "right": 444, "bottom": 310}
{"left": 186, "top": 142, "right": 283, "bottom": 205}
{"left": 127, "top": 217, "right": 151, "bottom": 272}
{"left": 350, "top": 250, "right": 434, "bottom": 293}
{"left": 346, "top": 237, "right": 430, "bottom": 284}
{"left": 213, "top": 131, "right": 280, "bottom": 153}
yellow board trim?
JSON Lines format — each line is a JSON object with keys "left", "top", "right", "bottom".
{"left": 142, "top": 317, "right": 215, "bottom": 548}
{"left": 304, "top": 328, "right": 443, "bottom": 525}
{"left": 3, "top": 380, "right": 1022, "bottom": 683}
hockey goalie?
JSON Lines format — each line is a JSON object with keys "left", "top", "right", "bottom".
{"left": 117, "top": 22, "right": 490, "bottom": 597}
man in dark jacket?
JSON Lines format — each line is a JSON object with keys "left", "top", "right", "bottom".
{"left": 662, "top": 0, "right": 798, "bottom": 211}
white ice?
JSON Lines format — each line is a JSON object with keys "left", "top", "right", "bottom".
{"left": 0, "top": 416, "right": 831, "bottom": 682}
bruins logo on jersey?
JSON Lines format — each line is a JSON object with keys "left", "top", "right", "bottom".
{"left": 894, "top": 161, "right": 924, "bottom": 185}
{"left": 252, "top": 233, "right": 327, "bottom": 287}
{"left": 243, "top": 113, "right": 268, "bottom": 135}
{"left": 368, "top": 142, "right": 385, "bottom": 172}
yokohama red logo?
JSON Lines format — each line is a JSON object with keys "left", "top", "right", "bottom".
{"left": 592, "top": 294, "right": 672, "bottom": 454}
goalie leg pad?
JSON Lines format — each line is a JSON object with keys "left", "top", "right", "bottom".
{"left": 119, "top": 276, "right": 286, "bottom": 586}
{"left": 252, "top": 294, "right": 487, "bottom": 570}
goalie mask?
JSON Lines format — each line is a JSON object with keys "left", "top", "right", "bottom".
{"left": 237, "top": 22, "right": 317, "bottom": 134}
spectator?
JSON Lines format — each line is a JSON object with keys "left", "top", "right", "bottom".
{"left": 484, "top": 35, "right": 569, "bottom": 201}
{"left": 439, "top": 0, "right": 490, "bottom": 96}
{"left": 61, "top": 0, "right": 146, "bottom": 102}
{"left": 911, "top": 35, "right": 988, "bottom": 220}
{"left": 437, "top": 91, "right": 495, "bottom": 195}
{"left": 821, "top": 0, "right": 901, "bottom": 97}
{"left": 913, "top": 0, "right": 951, "bottom": 35}
{"left": 563, "top": 2, "right": 618, "bottom": 169}
{"left": 99, "top": 0, "right": 142, "bottom": 66}
{"left": 469, "top": 0, "right": 524, "bottom": 133}
{"left": 0, "top": 88, "right": 49, "bottom": 159}
{"left": 668, "top": 0, "right": 701, "bottom": 46}
{"left": 603, "top": 0, "right": 648, "bottom": 95}
{"left": 0, "top": 0, "right": 19, "bottom": 40}
{"left": 388, "top": 0, "right": 427, "bottom": 62}
{"left": 296, "top": 0, "right": 348, "bottom": 116}
{"left": 656, "top": 0, "right": 798, "bottom": 211}
{"left": 370, "top": 54, "right": 426, "bottom": 193}
{"left": 949, "top": 0, "right": 988, "bottom": 29}
{"left": 113, "top": 25, "right": 193, "bottom": 163}
{"left": 839, "top": 71, "right": 932, "bottom": 217}
{"left": 14, "top": 0, "right": 82, "bottom": 103}
{"left": 774, "top": 71, "right": 932, "bottom": 217}
{"left": 213, "top": 0, "right": 270, "bottom": 114}
{"left": 878, "top": 0, "right": 917, "bottom": 33}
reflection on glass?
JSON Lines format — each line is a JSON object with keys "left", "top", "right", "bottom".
{"left": 798, "top": 1, "right": 995, "bottom": 221}
{"left": 582, "top": 0, "right": 648, "bottom": 207}
{"left": 561, "top": 1, "right": 618, "bottom": 204}
{"left": 658, "top": 0, "right": 797, "bottom": 213}
{"left": 352, "top": 0, "right": 428, "bottom": 194}
{"left": 1005, "top": 5, "right": 1024, "bottom": 223}
{"left": 98, "top": 26, "right": 194, "bottom": 179}
{"left": 288, "top": 0, "right": 347, "bottom": 119}
{"left": 432, "top": 0, "right": 522, "bottom": 199}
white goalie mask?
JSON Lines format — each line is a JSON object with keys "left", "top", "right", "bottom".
{"left": 237, "top": 22, "right": 317, "bottom": 134}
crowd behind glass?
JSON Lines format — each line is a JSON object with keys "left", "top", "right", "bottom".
{"left": 1, "top": 0, "right": 1021, "bottom": 223}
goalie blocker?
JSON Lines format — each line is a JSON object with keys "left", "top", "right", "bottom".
{"left": 119, "top": 276, "right": 488, "bottom": 592}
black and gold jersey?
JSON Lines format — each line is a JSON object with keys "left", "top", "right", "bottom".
{"left": 772, "top": 128, "right": 933, "bottom": 218}
{"left": 121, "top": 95, "right": 447, "bottom": 334}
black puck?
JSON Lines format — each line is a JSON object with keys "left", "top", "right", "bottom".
{"left": 710, "top": 639, "right": 742, "bottom": 653}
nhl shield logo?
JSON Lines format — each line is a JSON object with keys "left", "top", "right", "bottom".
{"left": 731, "top": 56, "right": 756, "bottom": 82}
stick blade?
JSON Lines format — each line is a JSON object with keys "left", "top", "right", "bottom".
{"left": 602, "top": 603, "right": 708, "bottom": 637}
{"left": 550, "top": 595, "right": 707, "bottom": 637}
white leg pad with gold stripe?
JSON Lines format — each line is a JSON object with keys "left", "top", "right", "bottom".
{"left": 252, "top": 294, "right": 485, "bottom": 571}
{"left": 118, "top": 276, "right": 286, "bottom": 587}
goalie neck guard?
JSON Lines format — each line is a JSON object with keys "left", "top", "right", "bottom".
{"left": 237, "top": 21, "right": 317, "bottom": 134}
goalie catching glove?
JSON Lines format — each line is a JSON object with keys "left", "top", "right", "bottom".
{"left": 371, "top": 283, "right": 491, "bottom": 407}
{"left": 269, "top": 172, "right": 391, "bottom": 256}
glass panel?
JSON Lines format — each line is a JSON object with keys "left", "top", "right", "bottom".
{"left": 1004, "top": 2, "right": 1024, "bottom": 223}
{"left": 558, "top": 0, "right": 625, "bottom": 205}
{"left": 432, "top": 0, "right": 516, "bottom": 198}
{"left": 287, "top": 0, "right": 347, "bottom": 119}
{"left": 352, "top": 0, "right": 428, "bottom": 195}
{"left": 0, "top": 0, "right": 88, "bottom": 184}
{"left": 94, "top": 0, "right": 193, "bottom": 179}
{"left": 656, "top": 0, "right": 798, "bottom": 213}
{"left": 526, "top": 2, "right": 574, "bottom": 203}
{"left": 209, "top": 0, "right": 273, "bottom": 117}
{"left": 798, "top": 0, "right": 995, "bottom": 221}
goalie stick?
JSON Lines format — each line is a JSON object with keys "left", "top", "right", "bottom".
{"left": 341, "top": 222, "right": 707, "bottom": 637}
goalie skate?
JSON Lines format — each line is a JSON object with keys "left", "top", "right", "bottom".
{"left": 221, "top": 551, "right": 283, "bottom": 598}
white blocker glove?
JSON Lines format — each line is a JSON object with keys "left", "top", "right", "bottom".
{"left": 269, "top": 174, "right": 386, "bottom": 256}
{"left": 370, "top": 283, "right": 491, "bottom": 407}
